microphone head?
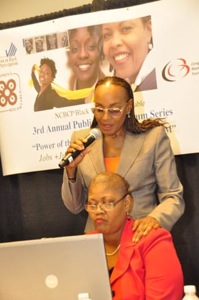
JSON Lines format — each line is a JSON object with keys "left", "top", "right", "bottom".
{"left": 89, "top": 128, "right": 101, "bottom": 140}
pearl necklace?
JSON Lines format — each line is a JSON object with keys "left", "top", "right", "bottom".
{"left": 106, "top": 244, "right": 121, "bottom": 256}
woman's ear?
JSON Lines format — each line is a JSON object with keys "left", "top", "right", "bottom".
{"left": 146, "top": 19, "right": 152, "bottom": 44}
{"left": 127, "top": 99, "right": 133, "bottom": 114}
{"left": 124, "top": 194, "right": 133, "bottom": 214}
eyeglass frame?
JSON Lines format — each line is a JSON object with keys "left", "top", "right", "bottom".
{"left": 91, "top": 101, "right": 130, "bottom": 116}
{"left": 85, "top": 193, "right": 129, "bottom": 212}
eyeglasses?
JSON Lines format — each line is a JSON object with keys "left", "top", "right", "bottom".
{"left": 91, "top": 102, "right": 128, "bottom": 116}
{"left": 85, "top": 194, "right": 128, "bottom": 212}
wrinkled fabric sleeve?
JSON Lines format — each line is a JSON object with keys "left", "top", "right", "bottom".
{"left": 61, "top": 167, "right": 87, "bottom": 214}
{"left": 148, "top": 127, "right": 185, "bottom": 230}
{"left": 143, "top": 230, "right": 184, "bottom": 300}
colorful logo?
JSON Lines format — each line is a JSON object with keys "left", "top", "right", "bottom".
{"left": 0, "top": 79, "right": 17, "bottom": 107}
{"left": 162, "top": 58, "right": 190, "bottom": 82}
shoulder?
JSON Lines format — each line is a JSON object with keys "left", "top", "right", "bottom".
{"left": 126, "top": 126, "right": 168, "bottom": 147}
{"left": 127, "top": 125, "right": 166, "bottom": 138}
{"left": 136, "top": 69, "right": 157, "bottom": 92}
{"left": 45, "top": 85, "right": 56, "bottom": 95}
{"left": 138, "top": 228, "right": 173, "bottom": 250}
{"left": 137, "top": 127, "right": 170, "bottom": 152}
{"left": 145, "top": 126, "right": 167, "bottom": 137}
{"left": 121, "top": 220, "right": 173, "bottom": 250}
{"left": 145, "top": 126, "right": 169, "bottom": 144}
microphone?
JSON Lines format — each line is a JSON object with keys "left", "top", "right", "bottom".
{"left": 58, "top": 128, "right": 101, "bottom": 168}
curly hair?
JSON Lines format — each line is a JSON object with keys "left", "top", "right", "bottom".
{"left": 40, "top": 58, "right": 57, "bottom": 80}
{"left": 91, "top": 76, "right": 166, "bottom": 134}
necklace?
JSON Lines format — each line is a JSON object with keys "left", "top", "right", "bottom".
{"left": 106, "top": 244, "right": 121, "bottom": 256}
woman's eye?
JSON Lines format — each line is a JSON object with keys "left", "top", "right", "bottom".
{"left": 105, "top": 203, "right": 112, "bottom": 207}
{"left": 88, "top": 202, "right": 96, "bottom": 205}
{"left": 110, "top": 108, "right": 119, "bottom": 112}
{"left": 96, "top": 108, "right": 103, "bottom": 112}
{"left": 121, "top": 26, "right": 132, "bottom": 34}
{"left": 71, "top": 47, "right": 79, "bottom": 53}
{"left": 87, "top": 43, "right": 98, "bottom": 51}
{"left": 103, "top": 32, "right": 111, "bottom": 41}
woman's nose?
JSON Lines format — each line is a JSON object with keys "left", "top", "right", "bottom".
{"left": 95, "top": 204, "right": 104, "bottom": 214}
{"left": 78, "top": 46, "right": 89, "bottom": 58}
{"left": 109, "top": 32, "right": 122, "bottom": 48}
{"left": 101, "top": 110, "right": 110, "bottom": 120}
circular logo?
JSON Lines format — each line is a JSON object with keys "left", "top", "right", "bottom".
{"left": 162, "top": 58, "right": 190, "bottom": 82}
{"left": 0, "top": 79, "right": 17, "bottom": 107}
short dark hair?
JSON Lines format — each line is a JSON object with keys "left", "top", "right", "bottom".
{"left": 40, "top": 58, "right": 57, "bottom": 79}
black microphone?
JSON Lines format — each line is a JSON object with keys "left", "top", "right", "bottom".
{"left": 58, "top": 128, "right": 101, "bottom": 168}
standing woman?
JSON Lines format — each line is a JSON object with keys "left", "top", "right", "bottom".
{"left": 61, "top": 76, "right": 184, "bottom": 241}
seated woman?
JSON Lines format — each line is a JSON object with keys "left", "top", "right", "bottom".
{"left": 85, "top": 172, "right": 184, "bottom": 300}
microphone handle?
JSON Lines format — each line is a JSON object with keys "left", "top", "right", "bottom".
{"left": 58, "top": 135, "right": 95, "bottom": 168}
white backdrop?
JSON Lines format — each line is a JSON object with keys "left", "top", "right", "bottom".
{"left": 0, "top": 0, "right": 199, "bottom": 175}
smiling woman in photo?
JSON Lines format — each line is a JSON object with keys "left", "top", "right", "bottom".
{"left": 102, "top": 16, "right": 157, "bottom": 92}
{"left": 31, "top": 57, "right": 84, "bottom": 111}
{"left": 67, "top": 26, "right": 104, "bottom": 102}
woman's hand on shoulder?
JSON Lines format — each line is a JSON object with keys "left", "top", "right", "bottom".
{"left": 132, "top": 216, "right": 161, "bottom": 243}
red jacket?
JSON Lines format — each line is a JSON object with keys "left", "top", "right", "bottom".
{"left": 91, "top": 218, "right": 183, "bottom": 300}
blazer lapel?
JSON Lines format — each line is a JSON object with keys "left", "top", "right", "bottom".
{"left": 117, "top": 131, "right": 147, "bottom": 177}
{"left": 87, "top": 131, "right": 147, "bottom": 176}
{"left": 110, "top": 219, "right": 137, "bottom": 284}
{"left": 88, "top": 137, "right": 106, "bottom": 173}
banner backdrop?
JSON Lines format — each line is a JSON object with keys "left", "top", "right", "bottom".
{"left": 0, "top": 0, "right": 198, "bottom": 175}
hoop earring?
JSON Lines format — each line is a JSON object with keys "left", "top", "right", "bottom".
{"left": 127, "top": 112, "right": 130, "bottom": 119}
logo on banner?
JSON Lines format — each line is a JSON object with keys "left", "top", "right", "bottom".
{"left": 0, "top": 79, "right": 17, "bottom": 107}
{"left": 162, "top": 58, "right": 190, "bottom": 82}
{"left": 0, "top": 74, "right": 22, "bottom": 112}
{"left": 0, "top": 42, "right": 22, "bottom": 112}
{"left": 5, "top": 43, "right": 17, "bottom": 57}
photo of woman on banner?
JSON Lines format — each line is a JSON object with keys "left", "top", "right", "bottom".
{"left": 67, "top": 25, "right": 105, "bottom": 103}
{"left": 34, "top": 36, "right": 46, "bottom": 53}
{"left": 46, "top": 33, "right": 58, "bottom": 50}
{"left": 101, "top": 16, "right": 157, "bottom": 92}
{"left": 59, "top": 32, "right": 69, "bottom": 48}
{"left": 24, "top": 38, "right": 33, "bottom": 54}
{"left": 31, "top": 57, "right": 84, "bottom": 111}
